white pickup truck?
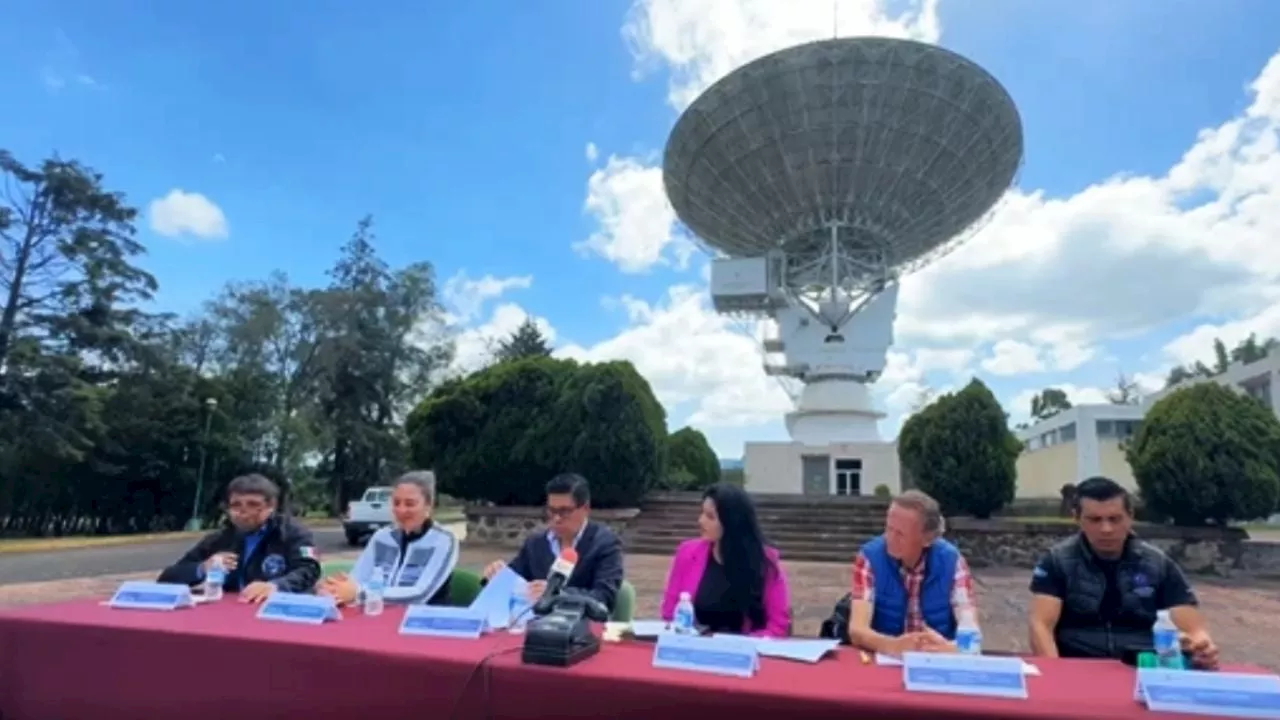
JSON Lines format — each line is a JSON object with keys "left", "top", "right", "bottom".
{"left": 342, "top": 486, "right": 393, "bottom": 545}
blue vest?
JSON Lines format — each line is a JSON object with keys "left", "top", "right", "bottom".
{"left": 863, "top": 536, "right": 960, "bottom": 640}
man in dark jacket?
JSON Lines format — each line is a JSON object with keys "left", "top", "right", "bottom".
{"left": 1028, "top": 476, "right": 1218, "bottom": 668}
{"left": 158, "top": 474, "right": 321, "bottom": 603}
{"left": 482, "top": 473, "right": 624, "bottom": 613}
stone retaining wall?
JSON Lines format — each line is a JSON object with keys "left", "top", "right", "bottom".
{"left": 946, "top": 519, "right": 1280, "bottom": 577}
{"left": 464, "top": 506, "right": 640, "bottom": 547}
{"left": 464, "top": 503, "right": 1280, "bottom": 577}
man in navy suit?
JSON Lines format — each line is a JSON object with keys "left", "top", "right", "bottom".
{"left": 482, "top": 473, "right": 624, "bottom": 613}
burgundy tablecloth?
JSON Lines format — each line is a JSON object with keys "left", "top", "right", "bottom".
{"left": 0, "top": 598, "right": 519, "bottom": 720}
{"left": 0, "top": 599, "right": 1263, "bottom": 720}
{"left": 484, "top": 641, "right": 1255, "bottom": 720}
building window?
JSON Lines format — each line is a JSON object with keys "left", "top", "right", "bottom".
{"left": 1241, "top": 378, "right": 1273, "bottom": 410}
{"left": 1060, "top": 422, "right": 1077, "bottom": 442}
{"left": 1096, "top": 420, "right": 1114, "bottom": 438}
{"left": 834, "top": 458, "right": 861, "bottom": 496}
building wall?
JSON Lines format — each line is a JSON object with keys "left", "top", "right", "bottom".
{"left": 1015, "top": 442, "right": 1078, "bottom": 498}
{"left": 1145, "top": 351, "right": 1280, "bottom": 415}
{"left": 1098, "top": 442, "right": 1138, "bottom": 491}
{"left": 743, "top": 441, "right": 902, "bottom": 495}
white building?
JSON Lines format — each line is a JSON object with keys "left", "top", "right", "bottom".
{"left": 743, "top": 441, "right": 902, "bottom": 497}
{"left": 1015, "top": 351, "right": 1280, "bottom": 497}
{"left": 1015, "top": 405, "right": 1146, "bottom": 498}
{"left": 1143, "top": 351, "right": 1280, "bottom": 412}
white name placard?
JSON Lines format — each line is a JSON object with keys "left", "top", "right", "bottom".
{"left": 108, "top": 581, "right": 194, "bottom": 611}
{"left": 256, "top": 592, "right": 340, "bottom": 625}
{"left": 902, "top": 652, "right": 1028, "bottom": 700}
{"left": 399, "top": 606, "right": 486, "bottom": 639}
{"left": 652, "top": 633, "right": 759, "bottom": 679}
{"left": 1139, "top": 669, "right": 1280, "bottom": 719}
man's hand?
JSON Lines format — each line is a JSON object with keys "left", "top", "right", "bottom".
{"left": 482, "top": 561, "right": 507, "bottom": 580}
{"left": 919, "top": 627, "right": 957, "bottom": 653}
{"left": 204, "top": 552, "right": 238, "bottom": 572}
{"left": 1182, "top": 631, "right": 1220, "bottom": 670}
{"left": 318, "top": 574, "right": 360, "bottom": 606}
{"left": 886, "top": 632, "right": 932, "bottom": 656}
{"left": 526, "top": 580, "right": 547, "bottom": 600}
{"left": 240, "top": 581, "right": 276, "bottom": 604}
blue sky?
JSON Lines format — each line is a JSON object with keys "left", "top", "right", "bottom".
{"left": 3, "top": 1, "right": 1279, "bottom": 458}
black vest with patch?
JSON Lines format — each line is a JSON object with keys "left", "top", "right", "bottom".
{"left": 1052, "top": 534, "right": 1168, "bottom": 659}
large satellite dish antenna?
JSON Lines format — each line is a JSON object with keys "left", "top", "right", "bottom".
{"left": 663, "top": 37, "right": 1023, "bottom": 444}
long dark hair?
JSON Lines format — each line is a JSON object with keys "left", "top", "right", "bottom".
{"left": 704, "top": 482, "right": 771, "bottom": 630}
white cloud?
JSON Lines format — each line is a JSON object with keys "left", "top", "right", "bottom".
{"left": 585, "top": 142, "right": 599, "bottom": 163}
{"left": 453, "top": 302, "right": 558, "bottom": 374}
{"left": 576, "top": 155, "right": 695, "bottom": 273}
{"left": 435, "top": 271, "right": 552, "bottom": 374}
{"left": 982, "top": 340, "right": 1044, "bottom": 376}
{"left": 624, "top": 0, "right": 941, "bottom": 110}
{"left": 442, "top": 271, "right": 533, "bottom": 323}
{"left": 1007, "top": 385, "right": 1113, "bottom": 424}
{"left": 573, "top": 5, "right": 1280, "bottom": 456}
{"left": 558, "top": 286, "right": 792, "bottom": 427}
{"left": 147, "top": 190, "right": 229, "bottom": 240}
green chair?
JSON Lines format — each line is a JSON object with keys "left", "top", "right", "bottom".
{"left": 610, "top": 580, "right": 636, "bottom": 622}
{"left": 321, "top": 559, "right": 355, "bottom": 577}
{"left": 447, "top": 568, "right": 483, "bottom": 607}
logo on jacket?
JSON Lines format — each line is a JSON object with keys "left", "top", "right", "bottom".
{"left": 1130, "top": 572, "right": 1153, "bottom": 598}
{"left": 262, "top": 553, "right": 286, "bottom": 578}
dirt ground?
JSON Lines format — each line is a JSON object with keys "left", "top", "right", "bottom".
{"left": 3, "top": 544, "right": 1277, "bottom": 671}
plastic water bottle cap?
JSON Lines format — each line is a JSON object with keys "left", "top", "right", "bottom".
{"left": 1137, "top": 652, "right": 1157, "bottom": 668}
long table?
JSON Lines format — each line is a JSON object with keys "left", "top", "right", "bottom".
{"left": 0, "top": 598, "right": 1250, "bottom": 720}
{"left": 0, "top": 598, "right": 509, "bottom": 719}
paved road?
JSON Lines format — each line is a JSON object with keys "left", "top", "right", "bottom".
{"left": 0, "top": 527, "right": 350, "bottom": 585}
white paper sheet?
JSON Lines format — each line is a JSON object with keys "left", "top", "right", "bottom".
{"left": 718, "top": 636, "right": 840, "bottom": 664}
{"left": 875, "top": 653, "right": 1041, "bottom": 675}
{"left": 467, "top": 566, "right": 528, "bottom": 629}
{"left": 628, "top": 619, "right": 674, "bottom": 637}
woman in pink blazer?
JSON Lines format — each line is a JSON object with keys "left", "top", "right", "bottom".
{"left": 660, "top": 483, "right": 791, "bottom": 638}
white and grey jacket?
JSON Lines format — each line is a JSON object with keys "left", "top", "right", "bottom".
{"left": 351, "top": 522, "right": 459, "bottom": 605}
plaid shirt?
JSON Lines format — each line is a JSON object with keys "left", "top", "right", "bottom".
{"left": 850, "top": 549, "right": 975, "bottom": 633}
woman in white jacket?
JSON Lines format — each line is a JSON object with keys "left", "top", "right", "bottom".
{"left": 320, "top": 471, "right": 459, "bottom": 606}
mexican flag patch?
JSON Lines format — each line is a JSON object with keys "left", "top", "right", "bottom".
{"left": 299, "top": 546, "right": 319, "bottom": 560}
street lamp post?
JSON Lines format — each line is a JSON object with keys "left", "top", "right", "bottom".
{"left": 185, "top": 397, "right": 218, "bottom": 532}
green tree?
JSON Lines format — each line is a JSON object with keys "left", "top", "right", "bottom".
{"left": 313, "top": 216, "right": 453, "bottom": 512}
{"left": 664, "top": 426, "right": 720, "bottom": 490}
{"left": 407, "top": 356, "right": 666, "bottom": 508}
{"left": 494, "top": 317, "right": 552, "bottom": 362}
{"left": 1127, "top": 383, "right": 1280, "bottom": 526}
{"left": 898, "top": 378, "right": 1019, "bottom": 518}
{"left": 1029, "top": 387, "right": 1072, "bottom": 421}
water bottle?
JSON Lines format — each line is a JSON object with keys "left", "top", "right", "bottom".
{"left": 364, "top": 567, "right": 386, "bottom": 617}
{"left": 674, "top": 592, "right": 696, "bottom": 634}
{"left": 1152, "top": 610, "right": 1183, "bottom": 669}
{"left": 955, "top": 606, "right": 982, "bottom": 655}
{"left": 204, "top": 555, "right": 226, "bottom": 602}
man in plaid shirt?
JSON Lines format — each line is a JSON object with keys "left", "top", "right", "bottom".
{"left": 846, "top": 490, "right": 977, "bottom": 655}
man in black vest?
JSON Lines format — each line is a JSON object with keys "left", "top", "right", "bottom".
{"left": 1027, "top": 476, "right": 1218, "bottom": 668}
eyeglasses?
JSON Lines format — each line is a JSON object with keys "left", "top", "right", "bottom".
{"left": 545, "top": 505, "right": 580, "bottom": 518}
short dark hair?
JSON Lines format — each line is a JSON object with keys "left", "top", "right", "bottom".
{"left": 546, "top": 473, "right": 590, "bottom": 507}
{"left": 1073, "top": 476, "right": 1132, "bottom": 513}
{"left": 226, "top": 474, "right": 279, "bottom": 503}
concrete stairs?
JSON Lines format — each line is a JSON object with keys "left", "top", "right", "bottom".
{"left": 625, "top": 492, "right": 889, "bottom": 563}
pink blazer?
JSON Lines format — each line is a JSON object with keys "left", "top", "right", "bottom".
{"left": 659, "top": 538, "right": 791, "bottom": 638}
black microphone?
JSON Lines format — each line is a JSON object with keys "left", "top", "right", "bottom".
{"left": 533, "top": 547, "right": 578, "bottom": 615}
